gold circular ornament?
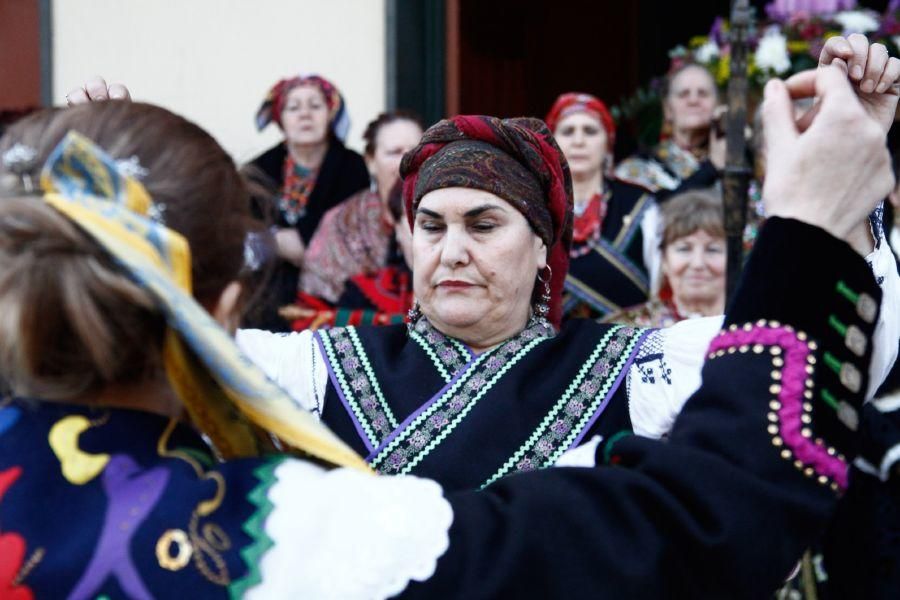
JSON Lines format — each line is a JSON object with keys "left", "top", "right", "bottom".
{"left": 157, "top": 529, "right": 193, "bottom": 571}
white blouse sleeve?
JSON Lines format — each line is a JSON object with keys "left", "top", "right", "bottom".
{"left": 866, "top": 234, "right": 900, "bottom": 399}
{"left": 246, "top": 459, "right": 452, "bottom": 600}
{"left": 627, "top": 316, "right": 724, "bottom": 438}
{"left": 640, "top": 202, "right": 663, "bottom": 296}
{"left": 235, "top": 329, "right": 328, "bottom": 417}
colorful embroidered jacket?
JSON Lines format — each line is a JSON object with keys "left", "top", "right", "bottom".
{"left": 564, "top": 179, "right": 656, "bottom": 320}
{"left": 0, "top": 218, "right": 885, "bottom": 598}
{"left": 316, "top": 317, "right": 648, "bottom": 492}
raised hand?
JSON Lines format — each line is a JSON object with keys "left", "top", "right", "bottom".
{"left": 762, "top": 65, "right": 893, "bottom": 252}
{"left": 65, "top": 76, "right": 131, "bottom": 106}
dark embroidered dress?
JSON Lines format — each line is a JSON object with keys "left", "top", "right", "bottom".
{"left": 564, "top": 178, "right": 655, "bottom": 320}
{"left": 316, "top": 317, "right": 648, "bottom": 492}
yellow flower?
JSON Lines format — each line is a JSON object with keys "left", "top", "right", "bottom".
{"left": 689, "top": 35, "right": 709, "bottom": 48}
{"left": 787, "top": 40, "right": 810, "bottom": 53}
{"left": 716, "top": 54, "right": 731, "bottom": 85}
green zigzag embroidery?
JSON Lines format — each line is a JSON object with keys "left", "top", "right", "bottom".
{"left": 229, "top": 457, "right": 284, "bottom": 599}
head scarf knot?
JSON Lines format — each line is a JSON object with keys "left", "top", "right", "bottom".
{"left": 255, "top": 74, "right": 350, "bottom": 142}
{"left": 400, "top": 115, "right": 573, "bottom": 329}
{"left": 545, "top": 92, "right": 616, "bottom": 152}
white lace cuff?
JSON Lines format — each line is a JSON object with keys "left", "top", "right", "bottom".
{"left": 246, "top": 459, "right": 453, "bottom": 599}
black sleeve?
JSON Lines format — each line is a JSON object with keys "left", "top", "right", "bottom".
{"left": 403, "top": 218, "right": 880, "bottom": 599}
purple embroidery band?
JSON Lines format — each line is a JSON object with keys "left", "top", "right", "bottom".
{"left": 366, "top": 354, "right": 479, "bottom": 462}
{"left": 708, "top": 326, "right": 849, "bottom": 490}
{"left": 315, "top": 331, "right": 376, "bottom": 453}
{"left": 568, "top": 328, "right": 652, "bottom": 449}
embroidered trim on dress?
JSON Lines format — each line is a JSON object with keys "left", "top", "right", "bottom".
{"left": 611, "top": 193, "right": 652, "bottom": 249}
{"left": 317, "top": 327, "right": 399, "bottom": 450}
{"left": 229, "top": 457, "right": 284, "bottom": 599}
{"left": 408, "top": 318, "right": 472, "bottom": 383}
{"left": 481, "top": 325, "right": 649, "bottom": 488}
{"left": 371, "top": 318, "right": 555, "bottom": 475}
{"left": 707, "top": 322, "right": 848, "bottom": 492}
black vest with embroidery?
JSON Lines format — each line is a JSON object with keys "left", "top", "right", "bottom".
{"left": 316, "top": 318, "right": 649, "bottom": 492}
{"left": 564, "top": 179, "right": 653, "bottom": 319}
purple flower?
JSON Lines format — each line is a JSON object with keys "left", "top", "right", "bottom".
{"left": 516, "top": 458, "right": 536, "bottom": 471}
{"left": 579, "top": 380, "right": 600, "bottom": 395}
{"left": 550, "top": 419, "right": 570, "bottom": 435}
{"left": 565, "top": 400, "right": 585, "bottom": 416}
{"left": 373, "top": 414, "right": 388, "bottom": 430}
{"left": 388, "top": 450, "right": 407, "bottom": 468}
{"left": 535, "top": 438, "right": 554, "bottom": 456}
{"left": 449, "top": 396, "right": 467, "bottom": 411}
{"left": 440, "top": 348, "right": 455, "bottom": 362}
{"left": 469, "top": 375, "right": 487, "bottom": 389}
{"left": 428, "top": 412, "right": 450, "bottom": 429}
{"left": 351, "top": 377, "right": 369, "bottom": 391}
{"left": 410, "top": 430, "right": 431, "bottom": 448}
{"left": 335, "top": 339, "right": 352, "bottom": 352}
{"left": 592, "top": 361, "right": 611, "bottom": 377}
{"left": 361, "top": 397, "right": 377, "bottom": 410}
{"left": 342, "top": 357, "right": 360, "bottom": 371}
{"left": 507, "top": 341, "right": 522, "bottom": 353}
{"left": 486, "top": 356, "right": 503, "bottom": 370}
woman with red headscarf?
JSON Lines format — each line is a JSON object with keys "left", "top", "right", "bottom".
{"left": 243, "top": 74, "right": 369, "bottom": 331}
{"left": 545, "top": 92, "right": 659, "bottom": 320}
{"left": 238, "top": 115, "right": 766, "bottom": 486}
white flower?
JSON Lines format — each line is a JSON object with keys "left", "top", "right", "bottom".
{"left": 755, "top": 29, "right": 792, "bottom": 75}
{"left": 893, "top": 35, "right": 900, "bottom": 51}
{"left": 694, "top": 40, "right": 720, "bottom": 65}
{"left": 833, "top": 10, "right": 880, "bottom": 35}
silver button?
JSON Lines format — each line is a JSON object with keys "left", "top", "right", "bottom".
{"left": 839, "top": 363, "right": 862, "bottom": 394}
{"left": 837, "top": 401, "right": 859, "bottom": 432}
{"left": 844, "top": 325, "right": 867, "bottom": 357}
{"left": 856, "top": 293, "right": 877, "bottom": 323}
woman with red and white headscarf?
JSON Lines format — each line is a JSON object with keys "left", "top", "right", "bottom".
{"left": 244, "top": 74, "right": 369, "bottom": 331}
{"left": 545, "top": 92, "right": 659, "bottom": 320}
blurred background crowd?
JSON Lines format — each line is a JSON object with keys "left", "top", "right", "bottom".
{"left": 1, "top": 0, "right": 898, "bottom": 334}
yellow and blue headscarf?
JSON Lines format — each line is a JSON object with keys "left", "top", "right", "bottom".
{"left": 38, "top": 131, "right": 368, "bottom": 471}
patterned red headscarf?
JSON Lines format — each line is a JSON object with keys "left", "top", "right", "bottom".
{"left": 400, "top": 115, "right": 573, "bottom": 329}
{"left": 545, "top": 92, "right": 616, "bottom": 152}
{"left": 255, "top": 74, "right": 349, "bottom": 141}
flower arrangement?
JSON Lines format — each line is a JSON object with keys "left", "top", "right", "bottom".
{"left": 613, "top": 0, "right": 900, "bottom": 148}
{"left": 679, "top": 0, "right": 898, "bottom": 89}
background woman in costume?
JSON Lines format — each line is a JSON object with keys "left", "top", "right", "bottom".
{"left": 282, "top": 181, "right": 415, "bottom": 329}
{"left": 239, "top": 106, "right": 898, "bottom": 485}
{"left": 282, "top": 111, "right": 422, "bottom": 328}
{"left": 615, "top": 63, "right": 725, "bottom": 199}
{"left": 1, "top": 50, "right": 897, "bottom": 596}
{"left": 545, "top": 92, "right": 660, "bottom": 320}
{"left": 243, "top": 74, "right": 369, "bottom": 331}
{"left": 605, "top": 189, "right": 726, "bottom": 328}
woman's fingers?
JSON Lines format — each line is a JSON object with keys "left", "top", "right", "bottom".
{"left": 108, "top": 83, "right": 131, "bottom": 101}
{"left": 845, "top": 33, "right": 871, "bottom": 83}
{"left": 83, "top": 76, "right": 110, "bottom": 101}
{"left": 876, "top": 56, "right": 900, "bottom": 95}
{"left": 861, "top": 43, "right": 889, "bottom": 94}
{"left": 819, "top": 35, "right": 853, "bottom": 67}
{"left": 65, "top": 87, "right": 89, "bottom": 106}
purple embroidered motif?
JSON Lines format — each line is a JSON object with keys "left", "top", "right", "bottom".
{"left": 67, "top": 455, "right": 169, "bottom": 600}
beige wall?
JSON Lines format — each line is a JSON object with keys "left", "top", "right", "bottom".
{"left": 52, "top": 0, "right": 386, "bottom": 161}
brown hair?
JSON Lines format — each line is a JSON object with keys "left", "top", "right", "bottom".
{"left": 660, "top": 189, "right": 725, "bottom": 249}
{"left": 362, "top": 110, "right": 424, "bottom": 157}
{"left": 0, "top": 101, "right": 251, "bottom": 399}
